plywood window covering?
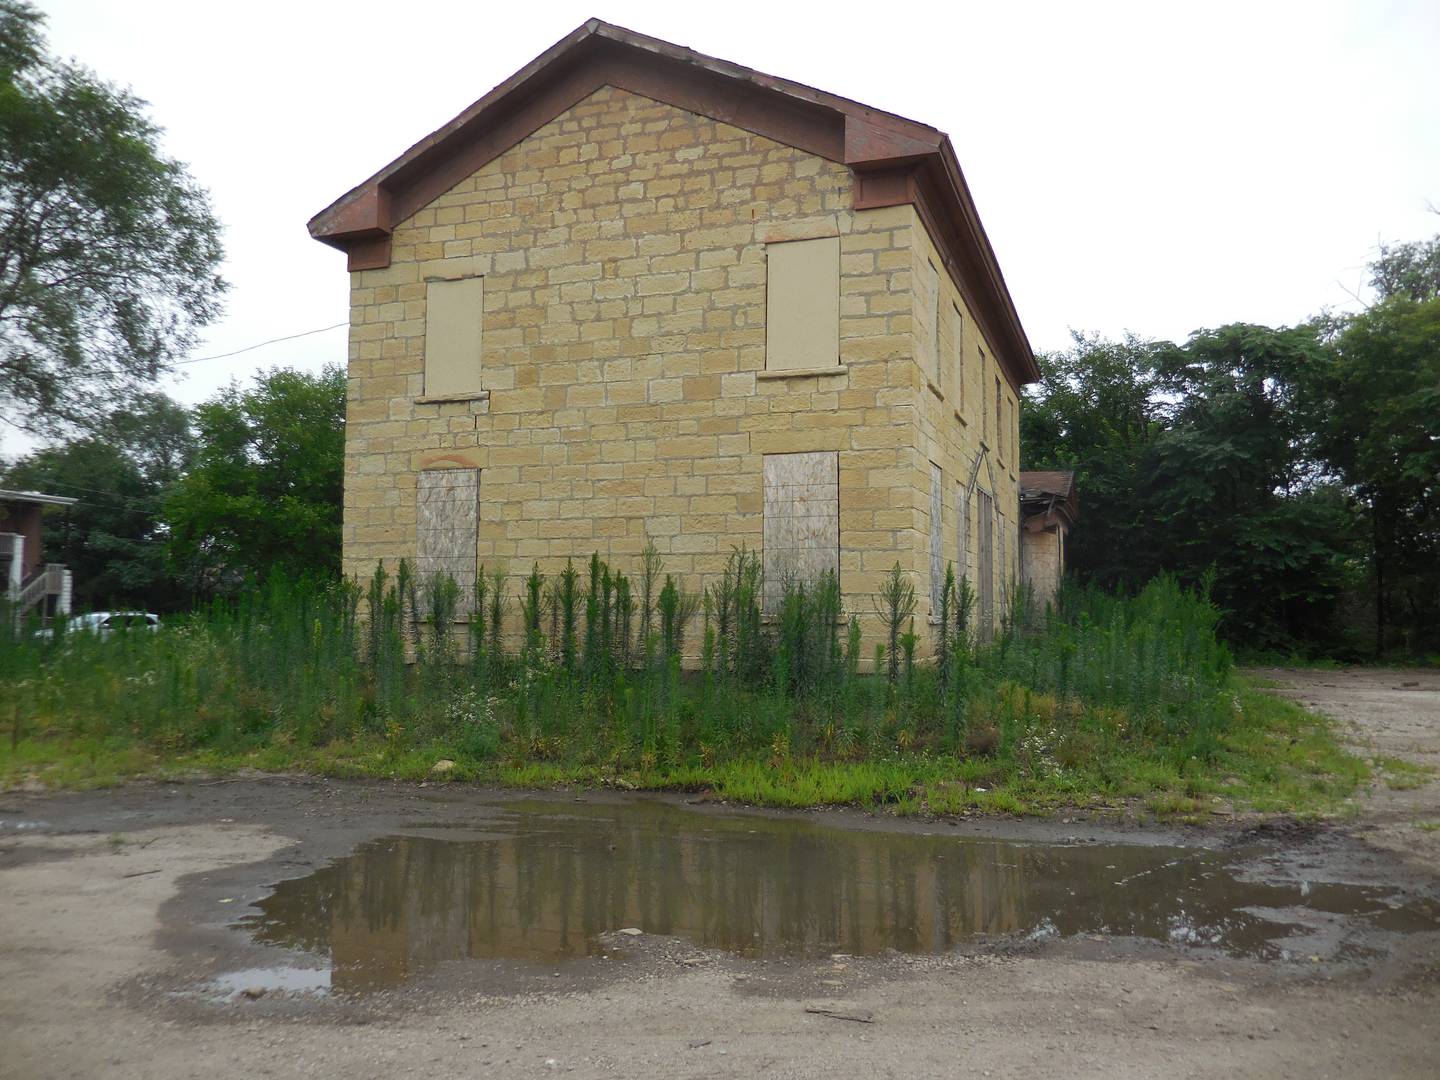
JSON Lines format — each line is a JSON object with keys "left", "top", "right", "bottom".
{"left": 994, "top": 376, "right": 1002, "bottom": 458}
{"left": 924, "top": 259, "right": 940, "bottom": 385}
{"left": 764, "top": 236, "right": 840, "bottom": 371}
{"left": 1005, "top": 396, "right": 1014, "bottom": 465}
{"left": 952, "top": 304, "right": 964, "bottom": 410}
{"left": 977, "top": 488, "right": 994, "bottom": 640}
{"left": 424, "top": 277, "right": 485, "bottom": 397}
{"left": 956, "top": 481, "right": 969, "bottom": 584}
{"left": 929, "top": 463, "right": 944, "bottom": 614}
{"left": 762, "top": 451, "right": 839, "bottom": 611}
{"left": 980, "top": 349, "right": 989, "bottom": 444}
{"left": 999, "top": 512, "right": 1007, "bottom": 609}
{"left": 416, "top": 468, "right": 479, "bottom": 615}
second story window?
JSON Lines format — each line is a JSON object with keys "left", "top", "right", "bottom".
{"left": 995, "top": 376, "right": 1002, "bottom": 459}
{"left": 424, "top": 276, "right": 485, "bottom": 398}
{"left": 952, "top": 304, "right": 964, "bottom": 411}
{"left": 924, "top": 259, "right": 940, "bottom": 387}
{"left": 765, "top": 237, "right": 840, "bottom": 371}
{"left": 980, "top": 348, "right": 988, "bottom": 444}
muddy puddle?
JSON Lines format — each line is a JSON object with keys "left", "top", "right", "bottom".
{"left": 233, "top": 799, "right": 1440, "bottom": 993}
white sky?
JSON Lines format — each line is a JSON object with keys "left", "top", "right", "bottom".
{"left": 9, "top": 0, "right": 1439, "bottom": 454}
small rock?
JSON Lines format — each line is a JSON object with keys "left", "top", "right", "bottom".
{"left": 617, "top": 927, "right": 643, "bottom": 936}
{"left": 241, "top": 987, "right": 265, "bottom": 1000}
{"left": 430, "top": 759, "right": 456, "bottom": 776}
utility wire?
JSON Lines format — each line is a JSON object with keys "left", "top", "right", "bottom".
{"left": 173, "top": 322, "right": 348, "bottom": 367}
{"left": 42, "top": 321, "right": 349, "bottom": 381}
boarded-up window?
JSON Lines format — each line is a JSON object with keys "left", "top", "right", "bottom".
{"left": 924, "top": 260, "right": 940, "bottom": 385}
{"left": 952, "top": 304, "right": 964, "bottom": 410}
{"left": 999, "top": 512, "right": 1007, "bottom": 608}
{"left": 929, "top": 463, "right": 944, "bottom": 613}
{"left": 977, "top": 488, "right": 994, "bottom": 641}
{"left": 762, "top": 451, "right": 839, "bottom": 610}
{"left": 424, "top": 277, "right": 484, "bottom": 398}
{"left": 416, "top": 468, "right": 479, "bottom": 615}
{"left": 994, "top": 376, "right": 1003, "bottom": 456}
{"left": 956, "top": 481, "right": 969, "bottom": 584}
{"left": 1006, "top": 396, "right": 1014, "bottom": 465}
{"left": 980, "top": 349, "right": 989, "bottom": 444}
{"left": 765, "top": 237, "right": 840, "bottom": 371}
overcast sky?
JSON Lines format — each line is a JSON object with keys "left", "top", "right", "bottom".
{"left": 11, "top": 0, "right": 1439, "bottom": 453}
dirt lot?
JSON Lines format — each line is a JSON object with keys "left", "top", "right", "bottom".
{"left": 1, "top": 668, "right": 1438, "bottom": 1080}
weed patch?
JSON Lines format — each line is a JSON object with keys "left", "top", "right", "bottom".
{"left": 0, "top": 557, "right": 1366, "bottom": 817}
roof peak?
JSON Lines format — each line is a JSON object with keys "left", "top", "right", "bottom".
{"left": 307, "top": 21, "right": 1036, "bottom": 383}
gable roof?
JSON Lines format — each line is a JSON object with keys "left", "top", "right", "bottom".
{"left": 1020, "top": 471, "right": 1075, "bottom": 501}
{"left": 308, "top": 19, "right": 1038, "bottom": 385}
{"left": 1019, "top": 470, "right": 1078, "bottom": 527}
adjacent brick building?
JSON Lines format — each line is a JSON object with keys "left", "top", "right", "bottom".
{"left": 309, "top": 21, "right": 1038, "bottom": 658}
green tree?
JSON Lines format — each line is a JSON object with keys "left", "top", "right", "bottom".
{"left": 166, "top": 366, "right": 344, "bottom": 593}
{"left": 1367, "top": 234, "right": 1440, "bottom": 304}
{"left": 1, "top": 393, "right": 194, "bottom": 609}
{"left": 0, "top": 1, "right": 224, "bottom": 433}
{"left": 1023, "top": 324, "right": 1359, "bottom": 650}
{"left": 1314, "top": 292, "right": 1440, "bottom": 652}
{"left": 1021, "top": 332, "right": 1165, "bottom": 590}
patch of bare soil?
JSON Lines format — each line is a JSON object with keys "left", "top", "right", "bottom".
{"left": 1252, "top": 666, "right": 1440, "bottom": 869}
{"left": 2, "top": 668, "right": 1439, "bottom": 1080}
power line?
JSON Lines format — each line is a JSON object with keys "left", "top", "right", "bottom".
{"left": 174, "top": 322, "right": 348, "bottom": 367}
{"left": 40, "top": 321, "right": 349, "bottom": 381}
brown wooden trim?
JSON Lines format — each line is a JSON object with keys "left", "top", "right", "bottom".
{"left": 852, "top": 167, "right": 912, "bottom": 210}
{"left": 346, "top": 235, "right": 391, "bottom": 272}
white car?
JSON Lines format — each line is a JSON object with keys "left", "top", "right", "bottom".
{"left": 67, "top": 611, "right": 162, "bottom": 638}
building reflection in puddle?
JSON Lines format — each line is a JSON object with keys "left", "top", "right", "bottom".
{"left": 236, "top": 799, "right": 1438, "bottom": 991}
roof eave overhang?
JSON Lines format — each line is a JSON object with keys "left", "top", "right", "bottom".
{"left": 309, "top": 19, "right": 1038, "bottom": 385}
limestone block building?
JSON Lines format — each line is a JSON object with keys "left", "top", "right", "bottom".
{"left": 309, "top": 21, "right": 1038, "bottom": 655}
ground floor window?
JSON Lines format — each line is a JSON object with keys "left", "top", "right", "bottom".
{"left": 762, "top": 451, "right": 839, "bottom": 611}
{"left": 416, "top": 468, "right": 479, "bottom": 615}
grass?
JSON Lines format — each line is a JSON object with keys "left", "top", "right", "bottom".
{"left": 0, "top": 553, "right": 1371, "bottom": 819}
{"left": 1373, "top": 756, "right": 1435, "bottom": 791}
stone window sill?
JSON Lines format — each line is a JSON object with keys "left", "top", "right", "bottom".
{"left": 757, "top": 365, "right": 849, "bottom": 380}
{"left": 953, "top": 407, "right": 967, "bottom": 426}
{"left": 416, "top": 391, "right": 491, "bottom": 404}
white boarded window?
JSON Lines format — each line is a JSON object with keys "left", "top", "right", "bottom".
{"left": 416, "top": 468, "right": 479, "bottom": 615}
{"left": 762, "top": 451, "right": 839, "bottom": 611}
{"left": 929, "top": 462, "right": 944, "bottom": 613}
{"left": 765, "top": 237, "right": 840, "bottom": 371}
{"left": 924, "top": 259, "right": 940, "bottom": 385}
{"left": 424, "top": 277, "right": 484, "bottom": 398}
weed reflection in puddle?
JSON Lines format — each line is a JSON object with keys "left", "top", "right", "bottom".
{"left": 232, "top": 799, "right": 1440, "bottom": 993}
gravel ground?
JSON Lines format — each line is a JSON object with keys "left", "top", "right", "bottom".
{"left": 1, "top": 667, "right": 1437, "bottom": 1080}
